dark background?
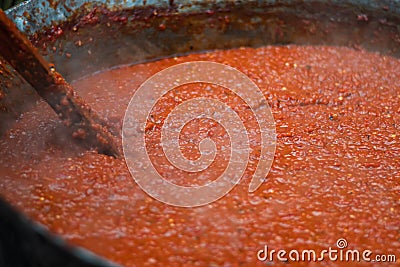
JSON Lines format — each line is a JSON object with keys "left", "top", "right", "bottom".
{"left": 1, "top": 0, "right": 25, "bottom": 10}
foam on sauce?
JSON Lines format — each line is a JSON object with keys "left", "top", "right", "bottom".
{"left": 0, "top": 45, "right": 399, "bottom": 266}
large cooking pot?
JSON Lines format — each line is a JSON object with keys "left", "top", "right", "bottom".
{"left": 1, "top": 0, "right": 399, "bottom": 266}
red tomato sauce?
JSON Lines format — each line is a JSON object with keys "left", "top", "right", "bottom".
{"left": 0, "top": 45, "right": 399, "bottom": 266}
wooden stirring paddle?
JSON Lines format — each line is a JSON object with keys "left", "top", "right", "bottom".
{"left": 0, "top": 9, "right": 121, "bottom": 157}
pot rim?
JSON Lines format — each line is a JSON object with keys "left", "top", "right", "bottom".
{"left": 6, "top": 0, "right": 400, "bottom": 35}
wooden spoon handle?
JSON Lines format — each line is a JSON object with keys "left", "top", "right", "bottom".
{"left": 0, "top": 9, "right": 121, "bottom": 157}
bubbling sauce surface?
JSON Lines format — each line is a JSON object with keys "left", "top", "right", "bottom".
{"left": 0, "top": 45, "right": 399, "bottom": 266}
